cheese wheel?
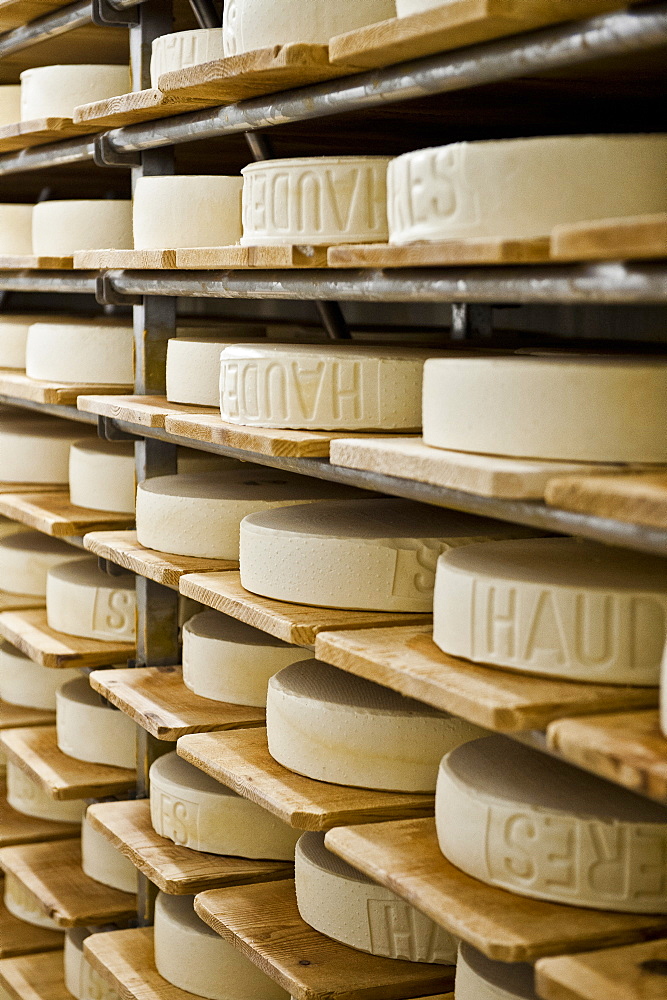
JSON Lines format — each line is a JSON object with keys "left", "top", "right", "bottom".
{"left": 0, "top": 411, "right": 96, "bottom": 484}
{"left": 241, "top": 498, "right": 538, "bottom": 612}
{"left": 20, "top": 65, "right": 129, "bottom": 121}
{"left": 177, "top": 447, "right": 249, "bottom": 476}
{"left": 154, "top": 892, "right": 289, "bottom": 1000}
{"left": 65, "top": 929, "right": 121, "bottom": 1000}
{"left": 183, "top": 611, "right": 312, "bottom": 707}
{"left": 6, "top": 760, "right": 84, "bottom": 823}
{"left": 223, "top": 0, "right": 395, "bottom": 54}
{"left": 434, "top": 538, "right": 667, "bottom": 685}
{"left": 56, "top": 676, "right": 137, "bottom": 768}
{"left": 388, "top": 135, "right": 667, "bottom": 243}
{"left": 0, "top": 314, "right": 48, "bottom": 368}
{"left": 241, "top": 157, "right": 391, "bottom": 246}
{"left": 397, "top": 0, "right": 445, "bottom": 13}
{"left": 0, "top": 86, "right": 20, "bottom": 127}
{"left": 455, "top": 944, "right": 537, "bottom": 1000}
{"left": 32, "top": 200, "right": 133, "bottom": 256}
{"left": 296, "top": 832, "right": 456, "bottom": 963}
{"left": 81, "top": 815, "right": 138, "bottom": 893}
{"left": 267, "top": 659, "right": 485, "bottom": 791}
{"left": 150, "top": 752, "right": 299, "bottom": 859}
{"left": 136, "top": 469, "right": 371, "bottom": 559}
{"left": 69, "top": 440, "right": 135, "bottom": 514}
{"left": 167, "top": 333, "right": 265, "bottom": 407}
{"left": 133, "top": 176, "right": 243, "bottom": 251}
{"left": 0, "top": 642, "right": 79, "bottom": 709}
{"left": 661, "top": 642, "right": 667, "bottom": 738}
{"left": 436, "top": 735, "right": 667, "bottom": 912}
{"left": 4, "top": 872, "right": 62, "bottom": 931}
{"left": 150, "top": 28, "right": 224, "bottom": 87}
{"left": 0, "top": 204, "right": 33, "bottom": 255}
{"left": 47, "top": 558, "right": 136, "bottom": 641}
{"left": 26, "top": 320, "right": 134, "bottom": 386}
{"left": 422, "top": 356, "right": 667, "bottom": 463}
{"left": 0, "top": 530, "right": 83, "bottom": 596}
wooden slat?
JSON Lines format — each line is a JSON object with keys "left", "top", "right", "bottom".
{"left": 327, "top": 236, "right": 551, "bottom": 267}
{"left": 176, "top": 245, "right": 330, "bottom": 269}
{"left": 551, "top": 212, "right": 667, "bottom": 262}
{"left": 77, "top": 394, "right": 216, "bottom": 429}
{"left": 0, "top": 898, "right": 63, "bottom": 959}
{"left": 0, "top": 118, "right": 101, "bottom": 155}
{"left": 545, "top": 472, "right": 667, "bottom": 531}
{"left": 83, "top": 531, "right": 238, "bottom": 590}
{"left": 0, "top": 372, "right": 131, "bottom": 407}
{"left": 0, "top": 781, "right": 80, "bottom": 847}
{"left": 536, "top": 938, "right": 667, "bottom": 1000}
{"left": 0, "top": 951, "right": 69, "bottom": 1000}
{"left": 195, "top": 880, "right": 456, "bottom": 1000}
{"left": 325, "top": 819, "right": 667, "bottom": 963}
{"left": 85, "top": 928, "right": 203, "bottom": 1000}
{"left": 0, "top": 592, "right": 44, "bottom": 614}
{"left": 0, "top": 727, "right": 135, "bottom": 801}
{"left": 177, "top": 727, "right": 434, "bottom": 832}
{"left": 0, "top": 609, "right": 135, "bottom": 669}
{"left": 0, "top": 0, "right": 72, "bottom": 31}
{"left": 89, "top": 666, "right": 265, "bottom": 741}
{"left": 0, "top": 257, "right": 73, "bottom": 271}
{"left": 314, "top": 626, "right": 657, "bottom": 733}
{"left": 73, "top": 249, "right": 178, "bottom": 270}
{"left": 74, "top": 88, "right": 196, "bottom": 129}
{"left": 0, "top": 493, "right": 134, "bottom": 538}
{"left": 0, "top": 700, "right": 53, "bottom": 731}
{"left": 87, "top": 799, "right": 293, "bottom": 895}
{"left": 0, "top": 484, "right": 67, "bottom": 496}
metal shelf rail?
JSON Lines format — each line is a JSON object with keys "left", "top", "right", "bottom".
{"left": 0, "top": 0, "right": 144, "bottom": 59}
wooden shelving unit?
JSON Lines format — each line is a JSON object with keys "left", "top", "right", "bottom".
{"left": 0, "top": 609, "right": 135, "bottom": 669}
{"left": 0, "top": 492, "right": 134, "bottom": 538}
{"left": 83, "top": 531, "right": 238, "bottom": 590}
{"left": 536, "top": 937, "right": 667, "bottom": 1000}
{"left": 0, "top": 701, "right": 53, "bottom": 732}
{"left": 0, "top": 781, "right": 80, "bottom": 847}
{"left": 0, "top": 951, "right": 68, "bottom": 1000}
{"left": 0, "top": 896, "right": 63, "bottom": 959}
{"left": 84, "top": 928, "right": 198, "bottom": 1000}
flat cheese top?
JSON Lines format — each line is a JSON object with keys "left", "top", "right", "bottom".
{"left": 48, "top": 557, "right": 135, "bottom": 592}
{"left": 242, "top": 155, "right": 392, "bottom": 174}
{"left": 298, "top": 831, "right": 375, "bottom": 886}
{"left": 70, "top": 439, "right": 134, "bottom": 459}
{"left": 139, "top": 470, "right": 371, "bottom": 503}
{"left": 0, "top": 529, "right": 72, "bottom": 558}
{"left": 58, "top": 675, "right": 114, "bottom": 710}
{"left": 186, "top": 610, "right": 296, "bottom": 649}
{"left": 221, "top": 343, "right": 436, "bottom": 361}
{"left": 151, "top": 751, "right": 237, "bottom": 800}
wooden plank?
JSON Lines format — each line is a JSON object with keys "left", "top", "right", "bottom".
{"left": 87, "top": 800, "right": 293, "bottom": 895}
{"left": 83, "top": 531, "right": 238, "bottom": 590}
{"left": 0, "top": 592, "right": 44, "bottom": 614}
{"left": 0, "top": 493, "right": 134, "bottom": 538}
{"left": 0, "top": 609, "right": 135, "bottom": 670}
{"left": 0, "top": 118, "right": 101, "bottom": 155}
{"left": 176, "top": 245, "right": 330, "bottom": 269}
{"left": 195, "top": 879, "right": 455, "bottom": 1000}
{"left": 0, "top": 839, "right": 135, "bottom": 929}
{"left": 74, "top": 88, "right": 195, "bottom": 130}
{"left": 329, "top": 0, "right": 625, "bottom": 69}
{"left": 0, "top": 781, "right": 80, "bottom": 847}
{"left": 177, "top": 727, "right": 434, "bottom": 832}
{"left": 73, "top": 249, "right": 178, "bottom": 270}
{"left": 0, "top": 898, "right": 63, "bottom": 959}
{"left": 0, "top": 727, "right": 135, "bottom": 801}
{"left": 0, "top": 257, "right": 74, "bottom": 271}
{"left": 551, "top": 212, "right": 667, "bottom": 262}
{"left": 0, "top": 372, "right": 131, "bottom": 407}
{"left": 179, "top": 571, "right": 431, "bottom": 646}
{"left": 76, "top": 394, "right": 215, "bottom": 429}
{"left": 314, "top": 626, "right": 658, "bottom": 733}
{"left": 325, "top": 818, "right": 667, "bottom": 964}
{"left": 0, "top": 951, "right": 69, "bottom": 1000}
{"left": 536, "top": 938, "right": 667, "bottom": 1000}
{"left": 0, "top": 700, "right": 53, "bottom": 731}
{"left": 545, "top": 472, "right": 667, "bottom": 531}
{"left": 0, "top": 0, "right": 73, "bottom": 31}
{"left": 327, "top": 236, "right": 551, "bottom": 268}
{"left": 0, "top": 484, "right": 67, "bottom": 496}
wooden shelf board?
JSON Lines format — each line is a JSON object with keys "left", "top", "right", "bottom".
{"left": 177, "top": 726, "right": 434, "bottom": 832}
{"left": 0, "top": 951, "right": 68, "bottom": 1000}
{"left": 0, "top": 839, "right": 136, "bottom": 929}
{"left": 545, "top": 472, "right": 667, "bottom": 531}
{"left": 0, "top": 726, "right": 135, "bottom": 801}
{"left": 0, "top": 592, "right": 44, "bottom": 614}
{"left": 325, "top": 818, "right": 667, "bottom": 964}
{"left": 0, "top": 117, "right": 100, "bottom": 155}
{"left": 327, "top": 236, "right": 551, "bottom": 268}
{"left": 87, "top": 799, "right": 293, "bottom": 895}
{"left": 0, "top": 782, "right": 80, "bottom": 847}
{"left": 0, "top": 609, "right": 135, "bottom": 670}
{"left": 75, "top": 88, "right": 198, "bottom": 130}
{"left": 0, "top": 700, "right": 53, "bottom": 731}
{"left": 536, "top": 937, "right": 667, "bottom": 1000}
{"left": 179, "top": 571, "right": 431, "bottom": 646}
{"left": 0, "top": 484, "right": 67, "bottom": 496}
{"left": 0, "top": 0, "right": 73, "bottom": 31}
{"left": 0, "top": 492, "right": 133, "bottom": 539}
{"left": 0, "top": 372, "right": 131, "bottom": 407}
{"left": 83, "top": 531, "right": 238, "bottom": 590}
{"left": 0, "top": 257, "right": 74, "bottom": 271}
{"left": 314, "top": 625, "right": 657, "bottom": 733}
{"left": 551, "top": 212, "right": 667, "bottom": 262}
{"left": 74, "top": 245, "right": 330, "bottom": 270}
{"left": 89, "top": 665, "right": 265, "bottom": 741}
{"left": 73, "top": 249, "right": 178, "bottom": 270}
{"left": 76, "top": 394, "right": 216, "bottom": 429}
{"left": 0, "top": 898, "right": 63, "bottom": 959}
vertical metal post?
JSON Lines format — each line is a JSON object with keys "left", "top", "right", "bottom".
{"left": 451, "top": 303, "right": 493, "bottom": 341}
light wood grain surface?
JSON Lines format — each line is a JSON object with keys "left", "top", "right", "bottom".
{"left": 77, "top": 394, "right": 208, "bottom": 429}
{"left": 0, "top": 591, "right": 44, "bottom": 614}
{"left": 73, "top": 249, "right": 178, "bottom": 270}
{"left": 0, "top": 492, "right": 134, "bottom": 538}
{"left": 0, "top": 0, "right": 73, "bottom": 30}
{"left": 0, "top": 256, "right": 74, "bottom": 270}
{"left": 83, "top": 531, "right": 238, "bottom": 589}
{"left": 551, "top": 212, "right": 667, "bottom": 261}
{"left": 0, "top": 780, "right": 80, "bottom": 847}
{"left": 536, "top": 937, "right": 667, "bottom": 1000}
{"left": 327, "top": 236, "right": 551, "bottom": 267}
{"left": 545, "top": 472, "right": 667, "bottom": 530}
{"left": 0, "top": 951, "right": 68, "bottom": 1000}
{"left": 0, "top": 608, "right": 135, "bottom": 669}
{"left": 0, "top": 699, "right": 53, "bottom": 731}
{"left": 84, "top": 927, "right": 206, "bottom": 1000}
{"left": 0, "top": 371, "right": 131, "bottom": 406}
{"left": 0, "top": 897, "right": 63, "bottom": 958}
{"left": 0, "top": 117, "right": 103, "bottom": 154}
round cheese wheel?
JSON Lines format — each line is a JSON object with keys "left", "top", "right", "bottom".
{"left": 0, "top": 86, "right": 20, "bottom": 127}
{"left": 0, "top": 314, "right": 48, "bottom": 369}
{"left": 240, "top": 498, "right": 536, "bottom": 612}
{"left": 267, "top": 659, "right": 485, "bottom": 791}
{"left": 136, "top": 469, "right": 371, "bottom": 559}
{"left": 0, "top": 204, "right": 33, "bottom": 255}
{"left": 65, "top": 929, "right": 121, "bottom": 1000}
{"left": 151, "top": 28, "right": 224, "bottom": 87}
{"left": 81, "top": 815, "right": 137, "bottom": 893}
{"left": 20, "top": 65, "right": 129, "bottom": 121}
{"left": 223, "top": 0, "right": 395, "bottom": 55}
{"left": 150, "top": 752, "right": 299, "bottom": 859}
{"left": 434, "top": 537, "right": 667, "bottom": 685}
{"left": 6, "top": 760, "right": 84, "bottom": 823}
{"left": 133, "top": 176, "right": 243, "bottom": 251}
{"left": 436, "top": 735, "right": 667, "bottom": 912}
{"left": 241, "top": 157, "right": 391, "bottom": 246}
{"left": 69, "top": 439, "right": 135, "bottom": 514}
{"left": 154, "top": 892, "right": 289, "bottom": 1000}
{"left": 4, "top": 872, "right": 62, "bottom": 931}
{"left": 422, "top": 356, "right": 667, "bottom": 463}
{"left": 32, "top": 200, "right": 133, "bottom": 256}
{"left": 0, "top": 530, "right": 83, "bottom": 596}
{"left": 47, "top": 558, "right": 136, "bottom": 641}
{"left": 296, "top": 832, "right": 456, "bottom": 963}
{"left": 183, "top": 611, "right": 312, "bottom": 707}
{"left": 397, "top": 0, "right": 444, "bottom": 13}
{"left": 167, "top": 333, "right": 265, "bottom": 407}
{"left": 0, "top": 642, "right": 79, "bottom": 709}
{"left": 0, "top": 411, "right": 96, "bottom": 484}
{"left": 56, "top": 676, "right": 137, "bottom": 769}
{"left": 388, "top": 135, "right": 667, "bottom": 244}
{"left": 26, "top": 320, "right": 134, "bottom": 385}
{"left": 455, "top": 944, "right": 537, "bottom": 1000}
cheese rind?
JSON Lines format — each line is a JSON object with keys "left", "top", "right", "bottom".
{"left": 154, "top": 893, "right": 289, "bottom": 1000}
{"left": 4, "top": 872, "right": 62, "bottom": 931}
{"left": 65, "top": 929, "right": 121, "bottom": 1000}
{"left": 267, "top": 659, "right": 485, "bottom": 791}
{"left": 32, "top": 200, "right": 133, "bottom": 256}
{"left": 388, "top": 135, "right": 667, "bottom": 243}
{"left": 396, "top": 0, "right": 446, "bottom": 12}
{"left": 241, "top": 157, "right": 391, "bottom": 245}
{"left": 0, "top": 642, "right": 79, "bottom": 709}
{"left": 26, "top": 321, "right": 134, "bottom": 385}
{"left": 150, "top": 752, "right": 299, "bottom": 859}
{"left": 6, "top": 760, "right": 84, "bottom": 823}
{"left": 0, "top": 530, "right": 82, "bottom": 596}
{"left": 56, "top": 676, "right": 137, "bottom": 769}
{"left": 0, "top": 204, "right": 33, "bottom": 255}
{"left": 20, "top": 65, "right": 129, "bottom": 121}
{"left": 81, "top": 815, "right": 138, "bottom": 893}
{"left": 151, "top": 29, "right": 224, "bottom": 87}
{"left": 296, "top": 832, "right": 456, "bottom": 963}
{"left": 0, "top": 314, "right": 48, "bottom": 369}
{"left": 436, "top": 735, "right": 667, "bottom": 912}
{"left": 423, "top": 356, "right": 667, "bottom": 463}
{"left": 69, "top": 439, "right": 136, "bottom": 514}
{"left": 0, "top": 86, "right": 20, "bottom": 127}
{"left": 167, "top": 333, "right": 264, "bottom": 407}
{"left": 455, "top": 944, "right": 537, "bottom": 1000}
{"left": 133, "top": 176, "right": 243, "bottom": 251}
{"left": 0, "top": 411, "right": 96, "bottom": 484}
{"left": 47, "top": 558, "right": 136, "bottom": 641}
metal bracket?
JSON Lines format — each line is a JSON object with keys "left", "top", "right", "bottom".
{"left": 93, "top": 133, "right": 142, "bottom": 169}
{"left": 96, "top": 273, "right": 142, "bottom": 308}
{"left": 97, "top": 414, "right": 142, "bottom": 444}
{"left": 451, "top": 303, "right": 494, "bottom": 341}
{"left": 189, "top": 0, "right": 221, "bottom": 29}
{"left": 91, "top": 0, "right": 141, "bottom": 27}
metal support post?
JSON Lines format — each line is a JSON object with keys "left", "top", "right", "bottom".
{"left": 451, "top": 303, "right": 493, "bottom": 341}
{"left": 189, "top": 0, "right": 221, "bottom": 29}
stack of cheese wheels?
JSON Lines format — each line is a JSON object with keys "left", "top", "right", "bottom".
{"left": 455, "top": 944, "right": 537, "bottom": 1000}
{"left": 223, "top": 0, "right": 395, "bottom": 54}
{"left": 56, "top": 676, "right": 136, "bottom": 769}
{"left": 0, "top": 314, "right": 50, "bottom": 368}
{"left": 183, "top": 610, "right": 312, "bottom": 706}
{"left": 167, "top": 330, "right": 265, "bottom": 407}
{"left": 20, "top": 64, "right": 129, "bottom": 120}
{"left": 150, "top": 752, "right": 299, "bottom": 858}
{"left": 267, "top": 659, "right": 485, "bottom": 791}
{"left": 0, "top": 204, "right": 32, "bottom": 255}
{"left": 7, "top": 759, "right": 84, "bottom": 824}
{"left": 437, "top": 735, "right": 667, "bottom": 911}
{"left": 241, "top": 157, "right": 391, "bottom": 246}
{"left": 422, "top": 356, "right": 667, "bottom": 463}
{"left": 240, "top": 497, "right": 539, "bottom": 612}
{"left": 81, "top": 813, "right": 137, "bottom": 892}
{"left": 296, "top": 832, "right": 457, "bottom": 963}
{"left": 32, "top": 200, "right": 133, "bottom": 256}
{"left": 154, "top": 892, "right": 289, "bottom": 999}
{"left": 388, "top": 134, "right": 667, "bottom": 244}
{"left": 133, "top": 176, "right": 243, "bottom": 251}
{"left": 26, "top": 318, "right": 134, "bottom": 385}
{"left": 434, "top": 537, "right": 667, "bottom": 685}
{"left": 65, "top": 928, "right": 121, "bottom": 1000}
{"left": 47, "top": 558, "right": 136, "bottom": 642}
{"left": 0, "top": 530, "right": 85, "bottom": 596}
{"left": 135, "top": 469, "right": 373, "bottom": 559}
{"left": 219, "top": 343, "right": 434, "bottom": 429}
{"left": 150, "top": 28, "right": 224, "bottom": 87}
{"left": 0, "top": 409, "right": 97, "bottom": 483}
{"left": 4, "top": 870, "right": 62, "bottom": 930}
{"left": 0, "top": 642, "right": 79, "bottom": 709}
{"left": 0, "top": 86, "right": 20, "bottom": 126}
